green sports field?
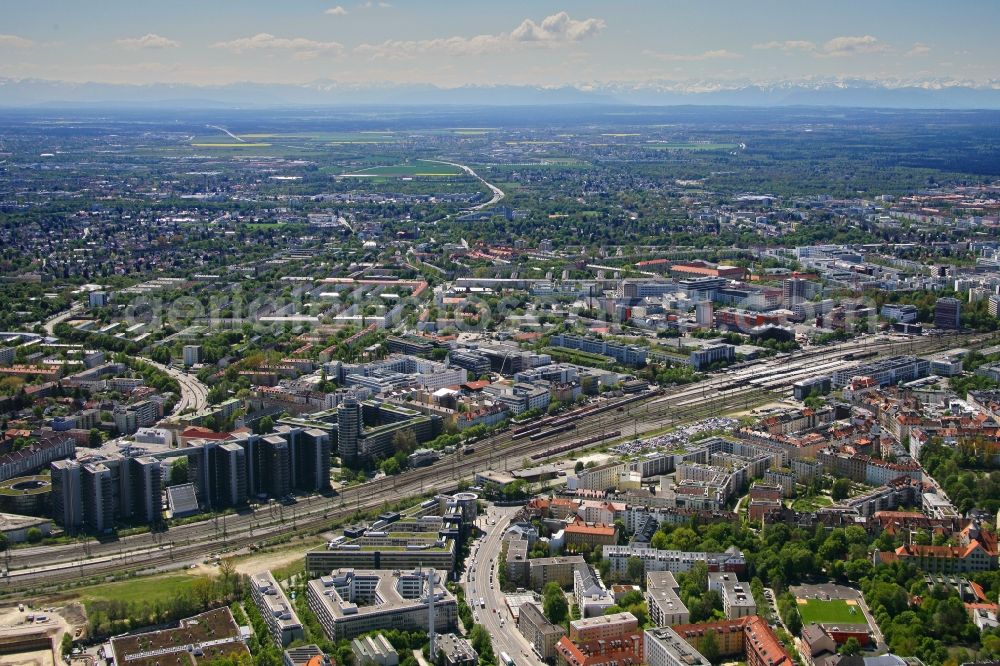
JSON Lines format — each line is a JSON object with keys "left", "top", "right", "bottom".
{"left": 797, "top": 598, "right": 865, "bottom": 625}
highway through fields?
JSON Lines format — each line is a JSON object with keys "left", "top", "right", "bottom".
{"left": 0, "top": 332, "right": 985, "bottom": 597}
{"left": 421, "top": 159, "right": 505, "bottom": 210}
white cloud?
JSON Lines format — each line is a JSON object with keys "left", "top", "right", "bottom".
{"left": 904, "top": 42, "right": 931, "bottom": 58}
{"left": 644, "top": 48, "right": 742, "bottom": 62}
{"left": 0, "top": 34, "right": 36, "bottom": 48}
{"left": 356, "top": 11, "right": 604, "bottom": 59}
{"left": 752, "top": 40, "right": 816, "bottom": 52}
{"left": 753, "top": 35, "right": 887, "bottom": 58}
{"left": 212, "top": 33, "right": 343, "bottom": 60}
{"left": 116, "top": 33, "right": 181, "bottom": 50}
{"left": 360, "top": 0, "right": 392, "bottom": 8}
{"left": 509, "top": 12, "right": 605, "bottom": 43}
{"left": 325, "top": 6, "right": 348, "bottom": 16}
{"left": 822, "top": 35, "right": 887, "bottom": 57}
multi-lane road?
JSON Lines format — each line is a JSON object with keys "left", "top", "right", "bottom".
{"left": 139, "top": 357, "right": 209, "bottom": 413}
{"left": 2, "top": 331, "right": 987, "bottom": 596}
{"left": 421, "top": 159, "right": 505, "bottom": 210}
{"left": 463, "top": 505, "right": 545, "bottom": 666}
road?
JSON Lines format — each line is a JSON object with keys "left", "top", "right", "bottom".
{"left": 139, "top": 357, "right": 209, "bottom": 413}
{"left": 42, "top": 305, "right": 81, "bottom": 336}
{"left": 206, "top": 125, "right": 245, "bottom": 142}
{"left": 464, "top": 505, "right": 545, "bottom": 666}
{"left": 0, "top": 331, "right": 985, "bottom": 595}
{"left": 420, "top": 159, "right": 505, "bottom": 210}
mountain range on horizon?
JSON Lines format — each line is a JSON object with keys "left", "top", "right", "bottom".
{"left": 4, "top": 76, "right": 1000, "bottom": 109}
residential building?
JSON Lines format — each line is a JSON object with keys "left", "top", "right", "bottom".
{"left": 517, "top": 601, "right": 566, "bottom": 661}
{"left": 604, "top": 545, "right": 746, "bottom": 577}
{"left": 81, "top": 461, "right": 114, "bottom": 533}
{"left": 708, "top": 574, "right": 756, "bottom": 619}
{"left": 564, "top": 519, "right": 618, "bottom": 549}
{"left": 250, "top": 571, "right": 304, "bottom": 647}
{"left": 50, "top": 458, "right": 82, "bottom": 532}
{"left": 574, "top": 564, "right": 615, "bottom": 617}
{"left": 645, "top": 627, "right": 712, "bottom": 666}
{"left": 528, "top": 556, "right": 586, "bottom": 590}
{"left": 646, "top": 571, "right": 690, "bottom": 628}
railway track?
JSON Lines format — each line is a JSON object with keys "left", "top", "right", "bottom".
{"left": 1, "top": 332, "right": 986, "bottom": 597}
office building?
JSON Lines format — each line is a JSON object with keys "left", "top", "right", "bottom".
{"left": 283, "top": 645, "right": 333, "bottom": 666}
{"left": 695, "top": 300, "right": 713, "bottom": 328}
{"left": 935, "top": 297, "right": 961, "bottom": 330}
{"left": 89, "top": 290, "right": 108, "bottom": 308}
{"left": 881, "top": 304, "right": 919, "bottom": 323}
{"left": 183, "top": 345, "right": 202, "bottom": 367}
{"left": 351, "top": 634, "right": 399, "bottom": 665}
{"left": 548, "top": 334, "right": 648, "bottom": 367}
{"left": 831, "top": 355, "right": 930, "bottom": 388}
{"left": 689, "top": 344, "right": 735, "bottom": 371}
{"left": 307, "top": 568, "right": 456, "bottom": 641}
{"left": 782, "top": 279, "right": 807, "bottom": 309}
{"left": 251, "top": 571, "right": 304, "bottom": 647}
{"left": 434, "top": 633, "right": 477, "bottom": 666}
{"left": 337, "top": 397, "right": 361, "bottom": 464}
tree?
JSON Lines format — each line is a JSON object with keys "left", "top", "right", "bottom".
{"left": 60, "top": 633, "right": 74, "bottom": 657}
{"left": 839, "top": 637, "right": 862, "bottom": 656}
{"left": 257, "top": 415, "right": 274, "bottom": 434}
{"left": 381, "top": 457, "right": 401, "bottom": 476}
{"left": 169, "top": 457, "right": 189, "bottom": 486}
{"left": 0, "top": 533, "right": 8, "bottom": 552}
{"left": 832, "top": 478, "right": 852, "bottom": 501}
{"left": 625, "top": 556, "right": 645, "bottom": 585}
{"left": 392, "top": 428, "right": 417, "bottom": 454}
{"left": 699, "top": 629, "right": 720, "bottom": 662}
{"left": 26, "top": 527, "right": 43, "bottom": 544}
{"left": 543, "top": 582, "right": 569, "bottom": 625}
{"left": 89, "top": 428, "right": 102, "bottom": 446}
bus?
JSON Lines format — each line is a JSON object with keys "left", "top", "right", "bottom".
{"left": 499, "top": 651, "right": 514, "bottom": 666}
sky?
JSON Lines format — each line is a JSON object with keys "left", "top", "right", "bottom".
{"left": 1, "top": 0, "right": 999, "bottom": 89}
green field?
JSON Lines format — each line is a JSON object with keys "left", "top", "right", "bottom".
{"left": 649, "top": 142, "right": 738, "bottom": 151}
{"left": 791, "top": 495, "right": 833, "bottom": 511}
{"left": 797, "top": 598, "right": 865, "bottom": 625}
{"left": 342, "top": 162, "right": 465, "bottom": 177}
{"left": 78, "top": 572, "right": 210, "bottom": 608}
